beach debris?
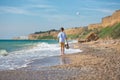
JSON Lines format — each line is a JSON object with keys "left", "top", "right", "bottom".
{"left": 78, "top": 32, "right": 99, "bottom": 43}
{"left": 85, "top": 32, "right": 99, "bottom": 42}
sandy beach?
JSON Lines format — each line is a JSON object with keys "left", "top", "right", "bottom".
{"left": 0, "top": 39, "right": 120, "bottom": 80}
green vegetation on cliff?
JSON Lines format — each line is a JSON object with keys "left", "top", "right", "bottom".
{"left": 34, "top": 29, "right": 59, "bottom": 34}
{"left": 79, "top": 23, "right": 120, "bottom": 40}
{"left": 38, "top": 35, "right": 56, "bottom": 39}
{"left": 67, "top": 34, "right": 79, "bottom": 39}
{"left": 30, "top": 23, "right": 120, "bottom": 40}
{"left": 79, "top": 30, "right": 92, "bottom": 39}
{"left": 99, "top": 23, "right": 120, "bottom": 39}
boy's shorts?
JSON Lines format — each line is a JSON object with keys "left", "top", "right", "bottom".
{"left": 60, "top": 42, "right": 65, "bottom": 47}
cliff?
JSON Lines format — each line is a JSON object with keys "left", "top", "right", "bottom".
{"left": 65, "top": 27, "right": 84, "bottom": 35}
{"left": 88, "top": 23, "right": 102, "bottom": 30}
{"left": 88, "top": 10, "right": 120, "bottom": 30}
{"left": 102, "top": 10, "right": 120, "bottom": 27}
{"left": 28, "top": 30, "right": 59, "bottom": 40}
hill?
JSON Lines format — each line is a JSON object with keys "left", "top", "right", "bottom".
{"left": 28, "top": 27, "right": 85, "bottom": 40}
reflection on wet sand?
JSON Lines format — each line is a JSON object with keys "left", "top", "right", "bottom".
{"left": 60, "top": 56, "right": 70, "bottom": 65}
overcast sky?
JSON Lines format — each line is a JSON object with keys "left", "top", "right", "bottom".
{"left": 0, "top": 0, "right": 120, "bottom": 39}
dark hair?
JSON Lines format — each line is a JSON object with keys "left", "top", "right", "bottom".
{"left": 61, "top": 27, "right": 64, "bottom": 31}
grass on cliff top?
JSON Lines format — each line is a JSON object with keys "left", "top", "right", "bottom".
{"left": 79, "top": 29, "right": 93, "bottom": 39}
{"left": 99, "top": 23, "right": 120, "bottom": 39}
{"left": 67, "top": 34, "right": 79, "bottom": 39}
{"left": 38, "top": 35, "right": 56, "bottom": 39}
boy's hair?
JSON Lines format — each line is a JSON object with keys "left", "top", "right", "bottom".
{"left": 61, "top": 27, "right": 64, "bottom": 31}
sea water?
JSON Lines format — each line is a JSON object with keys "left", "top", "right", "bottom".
{"left": 0, "top": 40, "right": 82, "bottom": 70}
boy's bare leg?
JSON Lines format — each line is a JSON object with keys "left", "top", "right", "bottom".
{"left": 60, "top": 47, "right": 64, "bottom": 55}
{"left": 61, "top": 46, "right": 62, "bottom": 55}
{"left": 60, "top": 43, "right": 65, "bottom": 56}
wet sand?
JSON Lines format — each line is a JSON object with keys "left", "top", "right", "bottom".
{"left": 0, "top": 39, "right": 120, "bottom": 80}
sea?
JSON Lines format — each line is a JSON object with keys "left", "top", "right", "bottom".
{"left": 0, "top": 40, "right": 82, "bottom": 70}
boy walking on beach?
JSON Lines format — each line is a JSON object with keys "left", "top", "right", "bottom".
{"left": 57, "top": 27, "right": 67, "bottom": 55}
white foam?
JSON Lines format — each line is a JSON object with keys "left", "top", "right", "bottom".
{"left": 68, "top": 40, "right": 78, "bottom": 43}
{"left": 0, "top": 49, "right": 8, "bottom": 56}
{"left": 0, "top": 42, "right": 82, "bottom": 70}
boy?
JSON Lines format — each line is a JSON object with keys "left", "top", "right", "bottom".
{"left": 57, "top": 27, "right": 67, "bottom": 55}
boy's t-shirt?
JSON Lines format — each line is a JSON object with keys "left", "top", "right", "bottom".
{"left": 57, "top": 32, "right": 66, "bottom": 43}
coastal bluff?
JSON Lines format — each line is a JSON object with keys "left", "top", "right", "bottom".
{"left": 88, "top": 10, "right": 120, "bottom": 30}
{"left": 28, "top": 29, "right": 59, "bottom": 40}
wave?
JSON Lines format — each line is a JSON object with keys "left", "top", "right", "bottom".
{"left": 14, "top": 42, "right": 81, "bottom": 56}
{"left": 68, "top": 40, "right": 78, "bottom": 43}
{"left": 0, "top": 49, "right": 8, "bottom": 56}
{"left": 0, "top": 42, "right": 82, "bottom": 70}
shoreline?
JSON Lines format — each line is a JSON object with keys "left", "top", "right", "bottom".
{"left": 0, "top": 39, "right": 120, "bottom": 80}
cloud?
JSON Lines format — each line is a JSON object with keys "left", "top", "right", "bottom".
{"left": 0, "top": 4, "right": 56, "bottom": 16}
{"left": 82, "top": 8, "right": 113, "bottom": 13}
{"left": 106, "top": 2, "right": 120, "bottom": 5}
{"left": 84, "top": 0, "right": 120, "bottom": 6}
{"left": 95, "top": 9, "right": 113, "bottom": 13}
{"left": 24, "top": 4, "right": 56, "bottom": 13}
{"left": 97, "top": 1, "right": 120, "bottom": 6}
{"left": 0, "top": 6, "right": 32, "bottom": 15}
{"left": 28, "top": 4, "right": 53, "bottom": 9}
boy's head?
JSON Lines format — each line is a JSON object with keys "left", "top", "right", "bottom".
{"left": 61, "top": 27, "right": 64, "bottom": 31}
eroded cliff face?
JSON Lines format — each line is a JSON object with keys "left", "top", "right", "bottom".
{"left": 88, "top": 10, "right": 120, "bottom": 30}
{"left": 65, "top": 28, "right": 84, "bottom": 35}
{"left": 102, "top": 10, "right": 120, "bottom": 27}
{"left": 28, "top": 31, "right": 59, "bottom": 40}
{"left": 88, "top": 23, "right": 102, "bottom": 30}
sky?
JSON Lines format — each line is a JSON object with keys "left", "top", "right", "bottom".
{"left": 0, "top": 0, "right": 120, "bottom": 39}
